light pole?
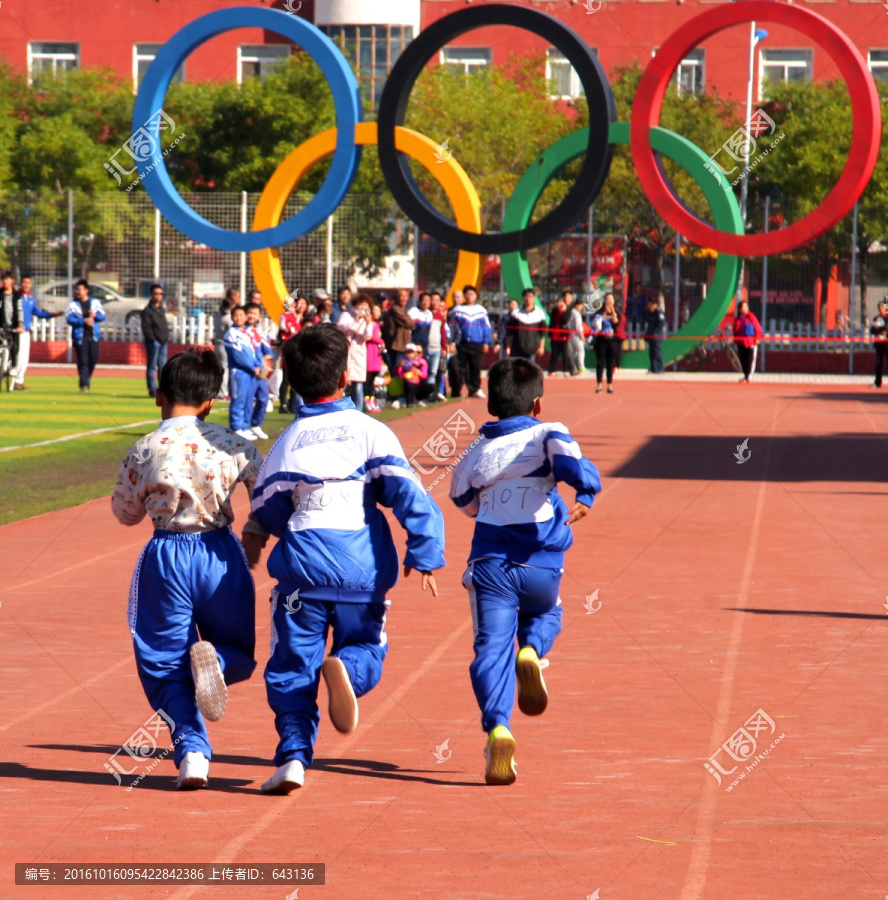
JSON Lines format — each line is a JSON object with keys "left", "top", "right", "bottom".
{"left": 736, "top": 23, "right": 767, "bottom": 304}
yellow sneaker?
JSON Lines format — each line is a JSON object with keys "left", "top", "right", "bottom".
{"left": 484, "top": 726, "right": 517, "bottom": 785}
{"left": 516, "top": 646, "right": 549, "bottom": 716}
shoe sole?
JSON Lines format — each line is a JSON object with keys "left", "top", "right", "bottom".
{"left": 321, "top": 657, "right": 358, "bottom": 734}
{"left": 190, "top": 641, "right": 227, "bottom": 722}
{"left": 485, "top": 733, "right": 517, "bottom": 786}
{"left": 176, "top": 774, "right": 208, "bottom": 790}
{"left": 516, "top": 654, "right": 548, "bottom": 716}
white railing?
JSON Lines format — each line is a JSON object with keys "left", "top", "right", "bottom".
{"left": 29, "top": 313, "right": 276, "bottom": 345}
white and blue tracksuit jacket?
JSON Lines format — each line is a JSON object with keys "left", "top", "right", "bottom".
{"left": 450, "top": 304, "right": 492, "bottom": 345}
{"left": 252, "top": 397, "right": 446, "bottom": 602}
{"left": 449, "top": 416, "right": 601, "bottom": 568}
{"left": 224, "top": 325, "right": 259, "bottom": 372}
{"left": 65, "top": 298, "right": 106, "bottom": 343}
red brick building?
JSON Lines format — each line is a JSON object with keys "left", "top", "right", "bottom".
{"left": 2, "top": 0, "right": 886, "bottom": 106}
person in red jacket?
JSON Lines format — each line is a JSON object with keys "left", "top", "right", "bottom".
{"left": 732, "top": 300, "right": 763, "bottom": 383}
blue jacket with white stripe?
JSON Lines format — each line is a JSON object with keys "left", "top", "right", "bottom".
{"left": 252, "top": 397, "right": 446, "bottom": 603}
{"left": 450, "top": 303, "right": 492, "bottom": 345}
{"left": 449, "top": 416, "right": 601, "bottom": 568}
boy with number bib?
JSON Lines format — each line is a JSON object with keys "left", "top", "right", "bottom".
{"left": 252, "top": 324, "right": 445, "bottom": 794}
{"left": 449, "top": 358, "right": 601, "bottom": 785}
{"left": 112, "top": 350, "right": 268, "bottom": 790}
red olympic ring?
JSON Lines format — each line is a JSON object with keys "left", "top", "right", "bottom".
{"left": 631, "top": 1, "right": 881, "bottom": 256}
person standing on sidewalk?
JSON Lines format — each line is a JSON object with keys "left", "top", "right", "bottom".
{"left": 547, "top": 295, "right": 572, "bottom": 378}
{"left": 871, "top": 297, "right": 888, "bottom": 389}
{"left": 382, "top": 287, "right": 414, "bottom": 376}
{"left": 732, "top": 300, "right": 763, "bottom": 384}
{"left": 450, "top": 285, "right": 491, "bottom": 399}
{"left": 141, "top": 284, "right": 170, "bottom": 398}
{"left": 643, "top": 296, "right": 667, "bottom": 374}
{"left": 66, "top": 278, "right": 106, "bottom": 393}
{"left": 1, "top": 271, "right": 23, "bottom": 379}
{"left": 12, "top": 275, "right": 58, "bottom": 391}
{"left": 509, "top": 289, "right": 547, "bottom": 361}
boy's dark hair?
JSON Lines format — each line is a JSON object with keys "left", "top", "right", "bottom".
{"left": 231, "top": 305, "right": 247, "bottom": 318}
{"left": 159, "top": 349, "right": 223, "bottom": 407}
{"left": 75, "top": 278, "right": 89, "bottom": 290}
{"left": 282, "top": 323, "right": 348, "bottom": 402}
{"left": 463, "top": 284, "right": 477, "bottom": 295}
{"left": 1, "top": 270, "right": 13, "bottom": 280}
{"left": 487, "top": 357, "right": 544, "bottom": 419}
{"left": 150, "top": 283, "right": 163, "bottom": 294}
{"left": 243, "top": 302, "right": 260, "bottom": 314}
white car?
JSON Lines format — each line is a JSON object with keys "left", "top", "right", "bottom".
{"left": 35, "top": 281, "right": 147, "bottom": 324}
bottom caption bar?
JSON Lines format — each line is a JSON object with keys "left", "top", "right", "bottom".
{"left": 16, "top": 864, "right": 325, "bottom": 885}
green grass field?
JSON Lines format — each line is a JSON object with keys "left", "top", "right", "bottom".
{"left": 0, "top": 376, "right": 432, "bottom": 525}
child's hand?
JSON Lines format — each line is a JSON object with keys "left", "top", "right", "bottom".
{"left": 242, "top": 531, "right": 267, "bottom": 568}
{"left": 404, "top": 565, "right": 438, "bottom": 597}
{"left": 565, "top": 501, "right": 590, "bottom": 525}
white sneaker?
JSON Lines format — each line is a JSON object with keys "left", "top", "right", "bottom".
{"left": 176, "top": 751, "right": 209, "bottom": 790}
{"left": 390, "top": 400, "right": 401, "bottom": 410}
{"left": 251, "top": 426, "right": 269, "bottom": 440}
{"left": 436, "top": 393, "right": 447, "bottom": 402}
{"left": 235, "top": 428, "right": 258, "bottom": 441}
{"left": 261, "top": 759, "right": 305, "bottom": 795}
{"left": 418, "top": 400, "right": 428, "bottom": 407}
{"left": 471, "top": 389, "right": 487, "bottom": 399}
{"left": 190, "top": 641, "right": 227, "bottom": 722}
{"left": 266, "top": 398, "right": 274, "bottom": 413}
{"left": 321, "top": 656, "right": 359, "bottom": 734}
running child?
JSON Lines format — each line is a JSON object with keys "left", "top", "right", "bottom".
{"left": 112, "top": 349, "right": 268, "bottom": 790}
{"left": 251, "top": 324, "right": 445, "bottom": 794}
{"left": 449, "top": 357, "right": 601, "bottom": 785}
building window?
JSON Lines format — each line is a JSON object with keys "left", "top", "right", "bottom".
{"left": 759, "top": 48, "right": 813, "bottom": 97}
{"left": 868, "top": 49, "right": 888, "bottom": 81}
{"left": 238, "top": 45, "right": 290, "bottom": 83}
{"left": 29, "top": 42, "right": 79, "bottom": 79}
{"left": 322, "top": 24, "right": 413, "bottom": 111}
{"left": 546, "top": 47, "right": 590, "bottom": 99}
{"left": 676, "top": 48, "right": 704, "bottom": 95}
{"left": 440, "top": 47, "right": 492, "bottom": 75}
{"left": 133, "top": 44, "right": 185, "bottom": 89}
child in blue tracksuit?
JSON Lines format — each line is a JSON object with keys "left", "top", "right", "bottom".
{"left": 112, "top": 349, "right": 268, "bottom": 790}
{"left": 251, "top": 323, "right": 446, "bottom": 794}
{"left": 245, "top": 301, "right": 274, "bottom": 440}
{"left": 224, "top": 306, "right": 262, "bottom": 440}
{"left": 449, "top": 357, "right": 601, "bottom": 785}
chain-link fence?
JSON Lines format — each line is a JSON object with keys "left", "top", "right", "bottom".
{"left": 0, "top": 189, "right": 882, "bottom": 338}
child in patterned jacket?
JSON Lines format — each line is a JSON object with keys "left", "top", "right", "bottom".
{"left": 112, "top": 349, "right": 268, "bottom": 790}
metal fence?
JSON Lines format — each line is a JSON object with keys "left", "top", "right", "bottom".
{"left": 1, "top": 189, "right": 884, "bottom": 331}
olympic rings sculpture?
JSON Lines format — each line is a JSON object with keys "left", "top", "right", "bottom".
{"left": 134, "top": 3, "right": 880, "bottom": 326}
{"left": 500, "top": 121, "right": 743, "bottom": 369}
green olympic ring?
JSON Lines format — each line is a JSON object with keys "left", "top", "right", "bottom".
{"left": 501, "top": 121, "right": 743, "bottom": 367}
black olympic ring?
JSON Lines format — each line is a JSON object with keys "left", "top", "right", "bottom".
{"left": 376, "top": 3, "right": 615, "bottom": 255}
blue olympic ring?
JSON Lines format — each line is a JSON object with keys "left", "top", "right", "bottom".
{"left": 132, "top": 7, "right": 362, "bottom": 252}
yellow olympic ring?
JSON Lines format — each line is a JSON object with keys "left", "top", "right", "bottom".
{"left": 251, "top": 122, "right": 482, "bottom": 319}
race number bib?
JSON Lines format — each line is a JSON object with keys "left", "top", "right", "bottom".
{"left": 476, "top": 477, "right": 554, "bottom": 526}
{"left": 288, "top": 480, "right": 367, "bottom": 532}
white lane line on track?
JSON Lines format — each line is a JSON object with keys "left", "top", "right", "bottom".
{"left": 0, "top": 420, "right": 157, "bottom": 453}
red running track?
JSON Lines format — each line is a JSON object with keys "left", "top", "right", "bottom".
{"left": 2, "top": 377, "right": 887, "bottom": 899}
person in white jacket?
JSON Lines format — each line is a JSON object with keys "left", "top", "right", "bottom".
{"left": 336, "top": 293, "right": 373, "bottom": 412}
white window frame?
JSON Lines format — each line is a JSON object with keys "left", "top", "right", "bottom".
{"left": 546, "top": 47, "right": 589, "bottom": 99}
{"left": 758, "top": 48, "right": 813, "bottom": 100}
{"left": 676, "top": 48, "right": 705, "bottom": 96}
{"left": 868, "top": 49, "right": 888, "bottom": 81}
{"left": 439, "top": 47, "right": 492, "bottom": 75}
{"left": 133, "top": 44, "right": 185, "bottom": 90}
{"left": 28, "top": 42, "right": 79, "bottom": 81}
{"left": 237, "top": 44, "right": 291, "bottom": 84}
